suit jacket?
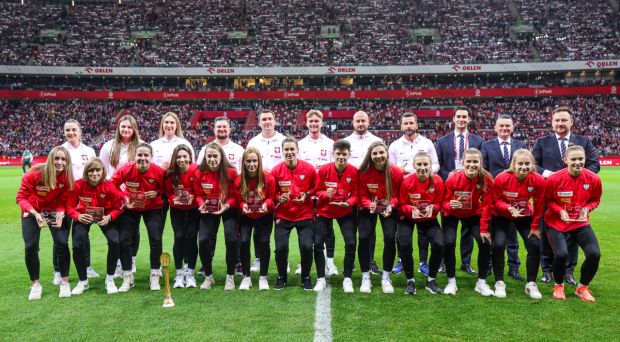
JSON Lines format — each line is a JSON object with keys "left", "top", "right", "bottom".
{"left": 436, "top": 132, "right": 484, "bottom": 181}
{"left": 532, "top": 133, "right": 600, "bottom": 175}
{"left": 481, "top": 138, "right": 526, "bottom": 178}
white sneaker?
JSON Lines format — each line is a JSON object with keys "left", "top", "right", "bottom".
{"left": 185, "top": 274, "right": 198, "bottom": 288}
{"left": 381, "top": 278, "right": 394, "bottom": 294}
{"left": 294, "top": 264, "right": 301, "bottom": 275}
{"left": 360, "top": 276, "right": 372, "bottom": 293}
{"left": 313, "top": 278, "right": 327, "bottom": 292}
{"left": 250, "top": 258, "right": 260, "bottom": 273}
{"left": 105, "top": 275, "right": 118, "bottom": 294}
{"left": 326, "top": 260, "right": 339, "bottom": 276}
{"left": 113, "top": 265, "right": 123, "bottom": 279}
{"left": 59, "top": 282, "right": 71, "bottom": 298}
{"left": 239, "top": 276, "right": 252, "bottom": 291}
{"left": 444, "top": 279, "right": 458, "bottom": 295}
{"left": 29, "top": 283, "right": 42, "bottom": 301}
{"left": 52, "top": 272, "right": 61, "bottom": 286}
{"left": 475, "top": 279, "right": 494, "bottom": 297}
{"left": 173, "top": 275, "right": 185, "bottom": 289}
{"left": 118, "top": 271, "right": 134, "bottom": 292}
{"left": 131, "top": 262, "right": 137, "bottom": 274}
{"left": 197, "top": 268, "right": 206, "bottom": 277}
{"left": 224, "top": 274, "right": 235, "bottom": 291}
{"left": 86, "top": 267, "right": 100, "bottom": 279}
{"left": 525, "top": 282, "right": 542, "bottom": 299}
{"left": 494, "top": 281, "right": 507, "bottom": 298}
{"left": 343, "top": 278, "right": 354, "bottom": 293}
{"left": 201, "top": 276, "right": 215, "bottom": 290}
{"left": 71, "top": 280, "right": 89, "bottom": 295}
{"left": 258, "top": 276, "right": 269, "bottom": 291}
{"left": 149, "top": 273, "right": 161, "bottom": 291}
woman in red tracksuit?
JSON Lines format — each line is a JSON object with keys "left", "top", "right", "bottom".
{"left": 164, "top": 145, "right": 200, "bottom": 289}
{"left": 271, "top": 137, "right": 317, "bottom": 291}
{"left": 398, "top": 151, "right": 444, "bottom": 296}
{"left": 491, "top": 149, "right": 544, "bottom": 299}
{"left": 314, "top": 139, "right": 358, "bottom": 293}
{"left": 235, "top": 147, "right": 276, "bottom": 291}
{"left": 442, "top": 148, "right": 493, "bottom": 296}
{"left": 16, "top": 146, "right": 74, "bottom": 301}
{"left": 68, "top": 157, "right": 124, "bottom": 295}
{"left": 111, "top": 142, "right": 165, "bottom": 292}
{"left": 545, "top": 145, "right": 602, "bottom": 302}
{"left": 358, "top": 141, "right": 403, "bottom": 294}
{"left": 193, "top": 142, "right": 238, "bottom": 291}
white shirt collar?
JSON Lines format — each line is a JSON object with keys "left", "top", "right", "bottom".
{"left": 497, "top": 137, "right": 511, "bottom": 145}
{"left": 555, "top": 133, "right": 571, "bottom": 141}
{"left": 454, "top": 130, "right": 468, "bottom": 138}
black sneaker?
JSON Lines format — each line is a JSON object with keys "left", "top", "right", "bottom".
{"left": 273, "top": 277, "right": 287, "bottom": 290}
{"left": 425, "top": 279, "right": 442, "bottom": 294}
{"left": 460, "top": 264, "right": 478, "bottom": 275}
{"left": 370, "top": 260, "right": 382, "bottom": 275}
{"left": 405, "top": 280, "right": 417, "bottom": 295}
{"left": 302, "top": 277, "right": 314, "bottom": 291}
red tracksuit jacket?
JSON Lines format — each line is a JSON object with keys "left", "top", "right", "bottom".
{"left": 442, "top": 170, "right": 494, "bottom": 233}
{"left": 164, "top": 164, "right": 200, "bottom": 210}
{"left": 67, "top": 179, "right": 124, "bottom": 221}
{"left": 492, "top": 171, "right": 545, "bottom": 231}
{"left": 111, "top": 162, "right": 165, "bottom": 211}
{"left": 315, "top": 162, "right": 359, "bottom": 219}
{"left": 193, "top": 167, "right": 238, "bottom": 209}
{"left": 16, "top": 169, "right": 70, "bottom": 214}
{"left": 398, "top": 173, "right": 444, "bottom": 222}
{"left": 272, "top": 160, "right": 317, "bottom": 222}
{"left": 235, "top": 171, "right": 276, "bottom": 219}
{"left": 358, "top": 164, "right": 403, "bottom": 211}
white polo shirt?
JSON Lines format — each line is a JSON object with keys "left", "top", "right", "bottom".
{"left": 388, "top": 135, "right": 439, "bottom": 174}
{"left": 197, "top": 140, "right": 245, "bottom": 173}
{"left": 298, "top": 134, "right": 334, "bottom": 170}
{"left": 62, "top": 141, "right": 96, "bottom": 180}
{"left": 150, "top": 136, "right": 196, "bottom": 168}
{"left": 246, "top": 131, "right": 287, "bottom": 172}
{"left": 99, "top": 140, "right": 133, "bottom": 179}
{"left": 343, "top": 131, "right": 383, "bottom": 169}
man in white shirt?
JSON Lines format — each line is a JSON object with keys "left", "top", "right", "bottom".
{"left": 343, "top": 111, "right": 383, "bottom": 169}
{"left": 196, "top": 116, "right": 244, "bottom": 173}
{"left": 247, "top": 110, "right": 287, "bottom": 172}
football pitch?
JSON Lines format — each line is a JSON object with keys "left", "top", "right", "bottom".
{"left": 1, "top": 166, "right": 619, "bottom": 341}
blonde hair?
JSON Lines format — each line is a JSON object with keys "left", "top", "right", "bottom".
{"left": 158, "top": 112, "right": 184, "bottom": 139}
{"left": 82, "top": 158, "right": 107, "bottom": 185}
{"left": 64, "top": 119, "right": 83, "bottom": 142}
{"left": 506, "top": 149, "right": 536, "bottom": 175}
{"left": 305, "top": 109, "right": 324, "bottom": 120}
{"left": 110, "top": 114, "right": 141, "bottom": 167}
{"left": 32, "top": 146, "right": 74, "bottom": 191}
{"left": 359, "top": 141, "right": 393, "bottom": 200}
{"left": 239, "top": 147, "right": 266, "bottom": 202}
{"left": 413, "top": 151, "right": 435, "bottom": 188}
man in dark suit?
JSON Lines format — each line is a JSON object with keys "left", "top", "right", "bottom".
{"left": 436, "top": 105, "right": 485, "bottom": 275}
{"left": 533, "top": 106, "right": 600, "bottom": 285}
{"left": 481, "top": 114, "right": 526, "bottom": 280}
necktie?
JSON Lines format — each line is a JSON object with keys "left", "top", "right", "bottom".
{"left": 501, "top": 141, "right": 510, "bottom": 167}
{"left": 560, "top": 138, "right": 567, "bottom": 159}
{"left": 458, "top": 134, "right": 465, "bottom": 160}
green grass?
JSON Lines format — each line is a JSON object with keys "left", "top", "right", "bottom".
{"left": 1, "top": 166, "right": 619, "bottom": 341}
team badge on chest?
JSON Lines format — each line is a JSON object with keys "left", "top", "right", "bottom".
{"left": 583, "top": 184, "right": 590, "bottom": 190}
{"left": 100, "top": 194, "right": 106, "bottom": 199}
{"left": 527, "top": 186, "right": 534, "bottom": 192}
{"left": 300, "top": 174, "right": 305, "bottom": 180}
{"left": 275, "top": 147, "right": 280, "bottom": 153}
{"left": 346, "top": 177, "right": 351, "bottom": 183}
{"left": 148, "top": 178, "right": 154, "bottom": 183}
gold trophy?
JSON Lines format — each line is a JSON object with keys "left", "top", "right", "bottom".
{"left": 160, "top": 253, "right": 175, "bottom": 308}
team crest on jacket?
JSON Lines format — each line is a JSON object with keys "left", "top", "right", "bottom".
{"left": 59, "top": 183, "right": 64, "bottom": 188}
{"left": 228, "top": 154, "right": 234, "bottom": 160}
{"left": 346, "top": 177, "right": 351, "bottom": 183}
{"left": 300, "top": 174, "right": 305, "bottom": 180}
{"left": 148, "top": 178, "right": 154, "bottom": 183}
{"left": 527, "top": 186, "right": 534, "bottom": 192}
{"left": 583, "top": 184, "right": 590, "bottom": 190}
{"left": 321, "top": 150, "right": 327, "bottom": 156}
{"left": 100, "top": 194, "right": 106, "bottom": 198}
{"left": 429, "top": 187, "right": 435, "bottom": 194}
{"left": 274, "top": 147, "right": 280, "bottom": 153}
{"left": 475, "top": 184, "right": 481, "bottom": 190}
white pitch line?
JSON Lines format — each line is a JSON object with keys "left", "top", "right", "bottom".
{"left": 313, "top": 284, "right": 333, "bottom": 342}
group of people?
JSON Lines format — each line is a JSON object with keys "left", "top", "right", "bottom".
{"left": 17, "top": 105, "right": 602, "bottom": 303}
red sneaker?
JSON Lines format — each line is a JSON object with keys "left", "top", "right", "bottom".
{"left": 553, "top": 284, "right": 566, "bottom": 300}
{"left": 575, "top": 285, "right": 596, "bottom": 302}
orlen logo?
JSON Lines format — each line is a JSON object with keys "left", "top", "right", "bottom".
{"left": 207, "top": 67, "right": 235, "bottom": 74}
{"left": 84, "top": 67, "right": 113, "bottom": 74}
{"left": 452, "top": 65, "right": 481, "bottom": 72}
{"left": 85, "top": 67, "right": 93, "bottom": 74}
{"left": 600, "top": 159, "right": 612, "bottom": 166}
{"left": 327, "top": 66, "right": 356, "bottom": 73}
{"left": 452, "top": 65, "right": 461, "bottom": 72}
{"left": 585, "top": 60, "right": 618, "bottom": 68}
{"left": 164, "top": 92, "right": 179, "bottom": 98}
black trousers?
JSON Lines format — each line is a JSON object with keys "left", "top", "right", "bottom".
{"left": 22, "top": 215, "right": 70, "bottom": 281}
{"left": 73, "top": 220, "right": 126, "bottom": 279}
{"left": 170, "top": 207, "right": 200, "bottom": 270}
{"left": 117, "top": 209, "right": 163, "bottom": 270}
{"left": 315, "top": 215, "right": 356, "bottom": 278}
{"left": 198, "top": 209, "right": 238, "bottom": 276}
{"left": 540, "top": 207, "right": 577, "bottom": 273}
{"left": 274, "top": 218, "right": 314, "bottom": 279}
{"left": 442, "top": 215, "right": 490, "bottom": 279}
{"left": 547, "top": 225, "right": 600, "bottom": 286}
{"left": 240, "top": 214, "right": 273, "bottom": 276}
{"left": 398, "top": 218, "right": 444, "bottom": 279}
{"left": 491, "top": 216, "right": 540, "bottom": 282}
{"left": 54, "top": 218, "right": 86, "bottom": 272}
{"left": 358, "top": 210, "right": 397, "bottom": 273}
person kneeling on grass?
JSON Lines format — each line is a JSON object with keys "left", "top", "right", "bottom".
{"left": 544, "top": 145, "right": 602, "bottom": 302}
{"left": 68, "top": 158, "right": 125, "bottom": 295}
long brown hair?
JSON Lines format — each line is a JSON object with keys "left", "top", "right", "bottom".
{"left": 199, "top": 142, "right": 232, "bottom": 201}
{"left": 110, "top": 114, "right": 141, "bottom": 167}
{"left": 239, "top": 147, "right": 266, "bottom": 201}
{"left": 32, "top": 146, "right": 74, "bottom": 190}
{"left": 158, "top": 112, "right": 185, "bottom": 139}
{"left": 166, "top": 144, "right": 194, "bottom": 187}
{"left": 359, "top": 141, "right": 393, "bottom": 200}
{"left": 462, "top": 148, "right": 493, "bottom": 191}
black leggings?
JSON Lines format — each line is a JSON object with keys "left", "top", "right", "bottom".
{"left": 198, "top": 209, "right": 238, "bottom": 276}
{"left": 315, "top": 215, "right": 356, "bottom": 278}
{"left": 274, "top": 218, "right": 314, "bottom": 279}
{"left": 442, "top": 215, "right": 490, "bottom": 280}
{"left": 547, "top": 225, "right": 600, "bottom": 286}
{"left": 170, "top": 207, "right": 200, "bottom": 270}
{"left": 240, "top": 214, "right": 273, "bottom": 276}
{"left": 398, "top": 219, "right": 444, "bottom": 279}
{"left": 358, "top": 210, "right": 397, "bottom": 273}
{"left": 491, "top": 216, "right": 540, "bottom": 282}
{"left": 73, "top": 221, "right": 125, "bottom": 279}
{"left": 22, "top": 216, "right": 70, "bottom": 281}
{"left": 117, "top": 209, "right": 163, "bottom": 270}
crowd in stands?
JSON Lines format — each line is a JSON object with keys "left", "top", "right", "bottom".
{"left": 0, "top": 0, "right": 617, "bottom": 67}
{"left": 1, "top": 95, "right": 618, "bottom": 158}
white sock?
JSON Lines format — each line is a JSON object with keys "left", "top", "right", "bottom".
{"left": 132, "top": 256, "right": 136, "bottom": 263}
{"left": 151, "top": 269, "right": 160, "bottom": 275}
{"left": 477, "top": 279, "right": 486, "bottom": 285}
{"left": 428, "top": 277, "right": 435, "bottom": 282}
{"left": 448, "top": 277, "right": 456, "bottom": 283}
{"left": 407, "top": 278, "right": 415, "bottom": 283}
{"left": 327, "top": 257, "right": 334, "bottom": 264}
{"left": 382, "top": 271, "right": 391, "bottom": 280}
{"left": 176, "top": 269, "right": 183, "bottom": 276}
{"left": 578, "top": 283, "right": 586, "bottom": 288}
{"left": 362, "top": 271, "right": 370, "bottom": 279}
{"left": 186, "top": 268, "right": 194, "bottom": 275}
